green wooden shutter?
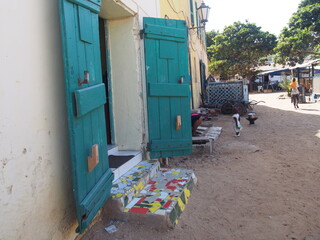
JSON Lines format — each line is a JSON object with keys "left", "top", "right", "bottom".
{"left": 190, "top": 0, "right": 195, "bottom": 26}
{"left": 59, "top": 0, "right": 113, "bottom": 233}
{"left": 143, "top": 17, "right": 192, "bottom": 159}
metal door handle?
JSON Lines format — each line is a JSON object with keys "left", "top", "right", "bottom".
{"left": 178, "top": 76, "right": 184, "bottom": 84}
{"left": 176, "top": 115, "right": 182, "bottom": 130}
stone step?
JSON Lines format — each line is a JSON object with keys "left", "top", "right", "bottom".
{"left": 109, "top": 150, "right": 143, "bottom": 181}
{"left": 109, "top": 160, "right": 161, "bottom": 210}
{"left": 104, "top": 161, "right": 197, "bottom": 229}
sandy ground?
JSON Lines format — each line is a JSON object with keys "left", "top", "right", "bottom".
{"left": 83, "top": 92, "right": 320, "bottom": 240}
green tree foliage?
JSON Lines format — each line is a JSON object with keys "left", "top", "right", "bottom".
{"left": 274, "top": 0, "right": 320, "bottom": 66}
{"left": 206, "top": 30, "right": 218, "bottom": 58}
{"left": 207, "top": 21, "right": 277, "bottom": 80}
{"left": 279, "top": 73, "right": 291, "bottom": 96}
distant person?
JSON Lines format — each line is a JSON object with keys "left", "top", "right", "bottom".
{"left": 290, "top": 78, "right": 300, "bottom": 109}
{"left": 232, "top": 108, "right": 242, "bottom": 137}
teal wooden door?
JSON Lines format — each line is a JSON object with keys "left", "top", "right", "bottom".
{"left": 143, "top": 17, "right": 192, "bottom": 159}
{"left": 59, "top": 0, "right": 113, "bottom": 233}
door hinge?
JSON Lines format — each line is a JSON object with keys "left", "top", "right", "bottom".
{"left": 139, "top": 30, "right": 144, "bottom": 39}
{"left": 146, "top": 142, "right": 151, "bottom": 151}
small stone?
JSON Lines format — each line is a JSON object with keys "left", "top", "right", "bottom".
{"left": 104, "top": 225, "right": 117, "bottom": 234}
{"left": 304, "top": 237, "right": 314, "bottom": 240}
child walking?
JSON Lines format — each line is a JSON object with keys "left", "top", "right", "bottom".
{"left": 232, "top": 108, "right": 242, "bottom": 137}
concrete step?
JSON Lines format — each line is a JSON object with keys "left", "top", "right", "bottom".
{"left": 109, "top": 150, "right": 142, "bottom": 182}
{"left": 104, "top": 160, "right": 197, "bottom": 228}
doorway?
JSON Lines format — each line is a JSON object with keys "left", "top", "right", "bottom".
{"left": 98, "top": 17, "right": 142, "bottom": 178}
{"left": 99, "top": 18, "right": 112, "bottom": 144}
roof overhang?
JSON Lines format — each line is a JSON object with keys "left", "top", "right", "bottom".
{"left": 258, "top": 68, "right": 290, "bottom": 76}
{"left": 289, "top": 59, "right": 320, "bottom": 70}
{"left": 100, "top": 0, "right": 136, "bottom": 20}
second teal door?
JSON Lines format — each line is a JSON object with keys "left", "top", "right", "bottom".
{"left": 143, "top": 17, "right": 192, "bottom": 159}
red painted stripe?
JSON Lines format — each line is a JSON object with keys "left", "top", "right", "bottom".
{"left": 129, "top": 207, "right": 149, "bottom": 214}
{"left": 163, "top": 200, "right": 172, "bottom": 209}
{"left": 167, "top": 186, "right": 176, "bottom": 191}
{"left": 137, "top": 197, "right": 146, "bottom": 204}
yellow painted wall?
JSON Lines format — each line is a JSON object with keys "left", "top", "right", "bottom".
{"left": 160, "top": 0, "right": 189, "bottom": 21}
{"left": 159, "top": 0, "right": 209, "bottom": 108}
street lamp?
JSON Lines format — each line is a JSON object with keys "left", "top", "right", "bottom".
{"left": 189, "top": 1, "right": 210, "bottom": 29}
{"left": 197, "top": 1, "right": 210, "bottom": 24}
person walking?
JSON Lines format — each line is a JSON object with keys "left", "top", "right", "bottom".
{"left": 290, "top": 78, "right": 300, "bottom": 109}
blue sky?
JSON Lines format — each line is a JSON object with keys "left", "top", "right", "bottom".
{"left": 206, "top": 0, "right": 302, "bottom": 36}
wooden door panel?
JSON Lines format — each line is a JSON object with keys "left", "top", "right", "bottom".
{"left": 60, "top": 0, "right": 113, "bottom": 233}
{"left": 144, "top": 17, "right": 192, "bottom": 159}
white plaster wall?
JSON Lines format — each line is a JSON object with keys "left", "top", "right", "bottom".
{"left": 0, "top": 1, "right": 78, "bottom": 240}
{"left": 108, "top": 17, "right": 144, "bottom": 150}
{"left": 314, "top": 76, "right": 320, "bottom": 94}
{"left": 120, "top": 0, "right": 160, "bottom": 20}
